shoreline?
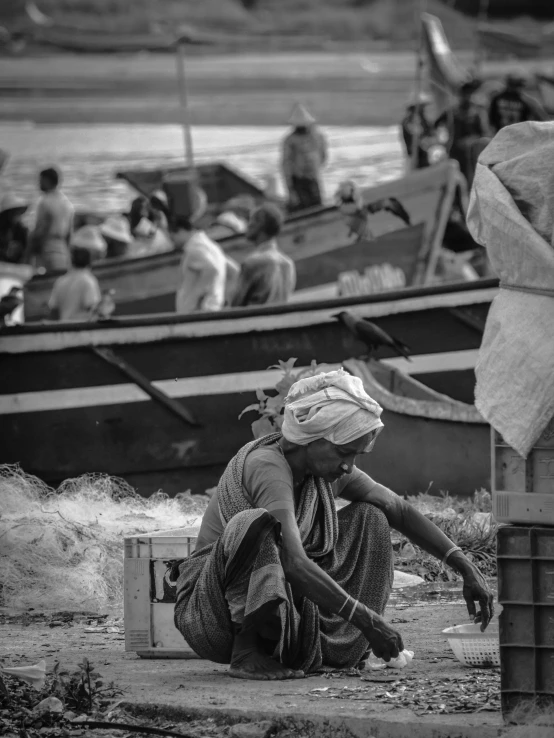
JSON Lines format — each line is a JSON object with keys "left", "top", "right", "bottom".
{"left": 1, "top": 51, "right": 552, "bottom": 127}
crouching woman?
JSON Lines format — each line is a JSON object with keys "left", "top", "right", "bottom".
{"left": 174, "top": 369, "right": 493, "bottom": 679}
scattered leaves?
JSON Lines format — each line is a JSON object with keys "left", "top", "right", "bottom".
{"left": 310, "top": 670, "right": 500, "bottom": 715}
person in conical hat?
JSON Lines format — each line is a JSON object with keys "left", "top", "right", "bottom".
{"left": 282, "top": 101, "right": 328, "bottom": 213}
{"left": 288, "top": 102, "right": 316, "bottom": 127}
{"left": 100, "top": 214, "right": 133, "bottom": 259}
{"left": 0, "top": 193, "right": 29, "bottom": 263}
{"left": 400, "top": 89, "right": 438, "bottom": 170}
{"left": 70, "top": 225, "right": 107, "bottom": 260}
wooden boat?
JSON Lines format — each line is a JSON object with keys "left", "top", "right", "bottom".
{"left": 476, "top": 22, "right": 554, "bottom": 60}
{"left": 71, "top": 161, "right": 268, "bottom": 232}
{"left": 24, "top": 2, "right": 315, "bottom": 53}
{"left": 24, "top": 1, "right": 216, "bottom": 51}
{"left": 23, "top": 161, "right": 460, "bottom": 321}
{"left": 0, "top": 277, "right": 498, "bottom": 496}
{"left": 116, "top": 161, "right": 266, "bottom": 212}
{"left": 344, "top": 359, "right": 489, "bottom": 496}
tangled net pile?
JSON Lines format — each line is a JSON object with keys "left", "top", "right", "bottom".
{"left": 0, "top": 465, "right": 209, "bottom": 612}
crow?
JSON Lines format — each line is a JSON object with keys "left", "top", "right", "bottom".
{"left": 0, "top": 286, "right": 23, "bottom": 326}
{"left": 366, "top": 197, "right": 411, "bottom": 226}
{"left": 335, "top": 180, "right": 412, "bottom": 241}
{"left": 333, "top": 310, "right": 412, "bottom": 361}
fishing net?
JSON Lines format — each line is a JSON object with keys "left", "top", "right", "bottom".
{"left": 0, "top": 465, "right": 209, "bottom": 613}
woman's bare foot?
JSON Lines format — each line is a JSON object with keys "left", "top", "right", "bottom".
{"left": 229, "top": 647, "right": 304, "bottom": 681}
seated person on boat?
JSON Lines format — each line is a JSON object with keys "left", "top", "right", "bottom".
{"left": 48, "top": 242, "right": 101, "bottom": 322}
{"left": 174, "top": 369, "right": 493, "bottom": 680}
{"left": 0, "top": 194, "right": 29, "bottom": 264}
{"left": 174, "top": 185, "right": 239, "bottom": 314}
{"left": 231, "top": 204, "right": 296, "bottom": 308}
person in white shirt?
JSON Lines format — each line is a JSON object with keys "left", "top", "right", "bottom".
{"left": 48, "top": 245, "right": 101, "bottom": 322}
{"left": 174, "top": 187, "right": 238, "bottom": 314}
{"left": 28, "top": 167, "right": 74, "bottom": 273}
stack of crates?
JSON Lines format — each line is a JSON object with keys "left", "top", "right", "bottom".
{"left": 492, "top": 419, "right": 554, "bottom": 715}
{"left": 124, "top": 528, "right": 199, "bottom": 658}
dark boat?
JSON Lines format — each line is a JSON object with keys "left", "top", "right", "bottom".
{"left": 345, "top": 359, "right": 489, "bottom": 497}
{"left": 23, "top": 161, "right": 460, "bottom": 320}
{"left": 1, "top": 277, "right": 498, "bottom": 496}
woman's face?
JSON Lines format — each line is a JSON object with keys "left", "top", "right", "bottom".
{"left": 305, "top": 432, "right": 374, "bottom": 483}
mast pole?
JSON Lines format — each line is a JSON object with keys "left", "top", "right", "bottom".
{"left": 175, "top": 37, "right": 195, "bottom": 170}
{"left": 410, "top": 0, "right": 427, "bottom": 171}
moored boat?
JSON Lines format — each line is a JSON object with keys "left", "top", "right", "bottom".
{"left": 23, "top": 161, "right": 460, "bottom": 320}
{"left": 344, "top": 358, "right": 489, "bottom": 496}
{"left": 1, "top": 277, "right": 498, "bottom": 495}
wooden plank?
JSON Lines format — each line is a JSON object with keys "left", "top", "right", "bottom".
{"left": 91, "top": 346, "right": 200, "bottom": 428}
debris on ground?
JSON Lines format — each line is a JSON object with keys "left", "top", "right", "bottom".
{"left": 309, "top": 670, "right": 500, "bottom": 715}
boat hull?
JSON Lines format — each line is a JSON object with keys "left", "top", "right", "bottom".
{"left": 23, "top": 162, "right": 457, "bottom": 320}
{"left": 0, "top": 279, "right": 498, "bottom": 495}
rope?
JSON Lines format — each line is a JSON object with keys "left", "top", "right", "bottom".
{"left": 500, "top": 281, "right": 554, "bottom": 299}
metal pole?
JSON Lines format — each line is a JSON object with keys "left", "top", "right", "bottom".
{"left": 176, "top": 39, "right": 194, "bottom": 170}
{"left": 473, "top": 0, "right": 490, "bottom": 75}
{"left": 410, "top": 0, "right": 426, "bottom": 171}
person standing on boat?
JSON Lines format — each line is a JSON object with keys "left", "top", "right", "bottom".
{"left": 48, "top": 245, "right": 101, "bottom": 322}
{"left": 0, "top": 194, "right": 29, "bottom": 264}
{"left": 435, "top": 80, "right": 490, "bottom": 187}
{"left": 488, "top": 72, "right": 549, "bottom": 133}
{"left": 231, "top": 204, "right": 296, "bottom": 308}
{"left": 282, "top": 103, "right": 328, "bottom": 212}
{"left": 175, "top": 186, "right": 237, "bottom": 314}
{"left": 401, "top": 92, "right": 437, "bottom": 169}
{"left": 174, "top": 368, "right": 494, "bottom": 680}
{"left": 27, "top": 167, "right": 74, "bottom": 273}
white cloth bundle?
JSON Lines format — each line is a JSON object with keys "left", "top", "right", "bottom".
{"left": 467, "top": 122, "right": 554, "bottom": 457}
{"left": 281, "top": 368, "right": 384, "bottom": 447}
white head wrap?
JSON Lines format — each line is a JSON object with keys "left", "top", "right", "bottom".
{"left": 281, "top": 368, "right": 384, "bottom": 449}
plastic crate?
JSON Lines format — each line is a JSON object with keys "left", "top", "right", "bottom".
{"left": 497, "top": 525, "right": 554, "bottom": 715}
{"left": 124, "top": 528, "right": 199, "bottom": 658}
{"left": 492, "top": 418, "right": 554, "bottom": 525}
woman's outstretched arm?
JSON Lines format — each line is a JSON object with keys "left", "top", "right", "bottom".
{"left": 340, "top": 470, "right": 494, "bottom": 630}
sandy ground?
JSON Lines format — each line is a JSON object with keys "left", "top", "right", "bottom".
{"left": 1, "top": 51, "right": 553, "bottom": 125}
{"left": 1, "top": 592, "right": 504, "bottom": 738}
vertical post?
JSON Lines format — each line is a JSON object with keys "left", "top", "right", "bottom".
{"left": 410, "top": 0, "right": 426, "bottom": 171}
{"left": 473, "top": 0, "right": 490, "bottom": 74}
{"left": 175, "top": 38, "right": 194, "bottom": 170}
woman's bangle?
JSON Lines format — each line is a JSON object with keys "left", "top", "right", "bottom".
{"left": 442, "top": 545, "right": 462, "bottom": 565}
{"left": 347, "top": 598, "right": 359, "bottom": 622}
{"left": 337, "top": 594, "right": 351, "bottom": 615}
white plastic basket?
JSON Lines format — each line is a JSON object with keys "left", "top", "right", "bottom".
{"left": 442, "top": 623, "right": 500, "bottom": 667}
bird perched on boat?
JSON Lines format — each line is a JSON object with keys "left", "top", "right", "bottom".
{"left": 0, "top": 286, "right": 23, "bottom": 326}
{"left": 335, "top": 180, "right": 412, "bottom": 241}
{"left": 333, "top": 310, "right": 412, "bottom": 361}
{"left": 90, "top": 289, "right": 116, "bottom": 322}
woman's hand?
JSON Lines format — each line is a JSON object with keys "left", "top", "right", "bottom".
{"left": 352, "top": 605, "right": 404, "bottom": 662}
{"left": 462, "top": 565, "right": 494, "bottom": 631}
